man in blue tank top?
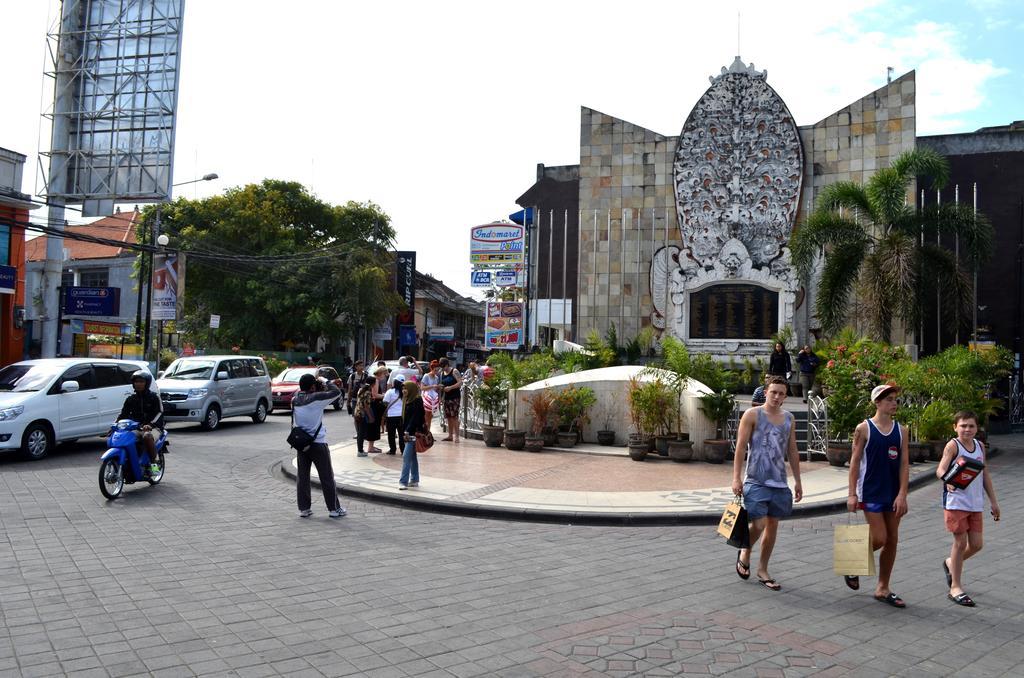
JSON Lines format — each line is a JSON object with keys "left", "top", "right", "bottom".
{"left": 846, "top": 383, "right": 910, "bottom": 607}
{"left": 731, "top": 376, "right": 803, "bottom": 591}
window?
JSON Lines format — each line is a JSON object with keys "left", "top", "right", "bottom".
{"left": 93, "top": 364, "right": 122, "bottom": 388}
{"left": 248, "top": 359, "right": 267, "bottom": 377}
{"left": 51, "top": 364, "right": 95, "bottom": 394}
{"left": 79, "top": 268, "right": 109, "bottom": 288}
{"left": 226, "top": 359, "right": 253, "bottom": 378}
{"left": 61, "top": 272, "right": 75, "bottom": 289}
{"left": 0, "top": 224, "right": 9, "bottom": 265}
{"left": 118, "top": 363, "right": 142, "bottom": 384}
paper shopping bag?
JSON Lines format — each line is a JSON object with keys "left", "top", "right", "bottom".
{"left": 833, "top": 523, "right": 876, "bottom": 576}
{"left": 717, "top": 498, "right": 750, "bottom": 549}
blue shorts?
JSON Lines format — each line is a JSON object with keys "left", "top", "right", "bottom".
{"left": 859, "top": 501, "right": 893, "bottom": 513}
{"left": 743, "top": 483, "right": 793, "bottom": 519}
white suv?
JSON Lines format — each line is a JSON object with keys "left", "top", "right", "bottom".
{"left": 0, "top": 358, "right": 155, "bottom": 460}
{"left": 157, "top": 355, "right": 272, "bottom": 430}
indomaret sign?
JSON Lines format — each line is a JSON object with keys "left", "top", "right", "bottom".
{"left": 470, "top": 223, "right": 524, "bottom": 266}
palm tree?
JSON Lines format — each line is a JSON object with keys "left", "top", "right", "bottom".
{"left": 790, "top": 148, "right": 992, "bottom": 342}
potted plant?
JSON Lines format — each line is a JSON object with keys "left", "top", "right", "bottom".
{"left": 918, "top": 399, "right": 956, "bottom": 461}
{"left": 626, "top": 377, "right": 650, "bottom": 461}
{"left": 488, "top": 352, "right": 555, "bottom": 451}
{"left": 553, "top": 385, "right": 597, "bottom": 448}
{"left": 475, "top": 378, "right": 509, "bottom": 448}
{"left": 698, "top": 389, "right": 735, "bottom": 464}
{"left": 525, "top": 391, "right": 554, "bottom": 452}
{"left": 595, "top": 401, "right": 618, "bottom": 446}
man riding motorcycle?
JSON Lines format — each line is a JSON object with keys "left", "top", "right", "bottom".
{"left": 117, "top": 370, "right": 165, "bottom": 475}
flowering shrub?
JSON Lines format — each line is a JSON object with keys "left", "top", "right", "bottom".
{"left": 818, "top": 334, "right": 907, "bottom": 441}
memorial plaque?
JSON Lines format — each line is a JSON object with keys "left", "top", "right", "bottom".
{"left": 689, "top": 284, "right": 778, "bottom": 339}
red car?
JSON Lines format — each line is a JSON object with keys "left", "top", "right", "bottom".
{"left": 271, "top": 366, "right": 343, "bottom": 410}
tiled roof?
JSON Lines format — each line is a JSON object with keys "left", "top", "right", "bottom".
{"left": 25, "top": 209, "right": 139, "bottom": 262}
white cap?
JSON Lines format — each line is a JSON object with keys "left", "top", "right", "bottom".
{"left": 871, "top": 383, "right": 900, "bottom": 401}
{"left": 393, "top": 373, "right": 406, "bottom": 384}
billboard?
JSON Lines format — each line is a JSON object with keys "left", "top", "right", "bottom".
{"left": 63, "top": 287, "right": 120, "bottom": 317}
{"left": 470, "top": 223, "right": 524, "bottom": 265}
{"left": 151, "top": 253, "right": 183, "bottom": 321}
{"left": 40, "top": 0, "right": 186, "bottom": 216}
{"left": 395, "top": 251, "right": 416, "bottom": 325}
{"left": 484, "top": 302, "right": 523, "bottom": 350}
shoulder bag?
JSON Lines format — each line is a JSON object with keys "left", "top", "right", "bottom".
{"left": 286, "top": 410, "right": 322, "bottom": 452}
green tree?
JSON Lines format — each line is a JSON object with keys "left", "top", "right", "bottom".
{"left": 790, "top": 148, "right": 992, "bottom": 342}
{"left": 138, "top": 180, "right": 403, "bottom": 349}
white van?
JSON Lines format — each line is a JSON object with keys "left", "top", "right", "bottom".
{"left": 0, "top": 358, "right": 156, "bottom": 460}
{"left": 157, "top": 355, "right": 272, "bottom": 430}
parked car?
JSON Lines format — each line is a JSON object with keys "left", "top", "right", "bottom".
{"left": 157, "top": 355, "right": 272, "bottom": 431}
{"left": 0, "top": 358, "right": 156, "bottom": 460}
{"left": 271, "top": 366, "right": 343, "bottom": 410}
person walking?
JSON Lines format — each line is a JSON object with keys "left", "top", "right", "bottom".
{"left": 438, "top": 357, "right": 463, "bottom": 443}
{"left": 292, "top": 374, "right": 347, "bottom": 518}
{"left": 370, "top": 364, "right": 389, "bottom": 445}
{"left": 936, "top": 410, "right": 1001, "bottom": 607}
{"left": 845, "top": 383, "right": 910, "bottom": 607}
{"left": 346, "top": 360, "right": 368, "bottom": 415}
{"left": 796, "top": 345, "right": 820, "bottom": 402}
{"left": 354, "top": 383, "right": 381, "bottom": 455}
{"left": 399, "top": 380, "right": 426, "bottom": 490}
{"left": 420, "top": 360, "right": 441, "bottom": 431}
{"left": 382, "top": 375, "right": 406, "bottom": 455}
{"left": 767, "top": 342, "right": 792, "bottom": 381}
{"left": 730, "top": 376, "right": 803, "bottom": 591}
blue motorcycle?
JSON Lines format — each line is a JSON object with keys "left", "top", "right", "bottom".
{"left": 98, "top": 419, "right": 168, "bottom": 499}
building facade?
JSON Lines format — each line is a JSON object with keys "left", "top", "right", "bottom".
{"left": 0, "top": 147, "right": 32, "bottom": 366}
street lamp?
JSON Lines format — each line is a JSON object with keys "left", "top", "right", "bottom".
{"left": 138, "top": 173, "right": 219, "bottom": 363}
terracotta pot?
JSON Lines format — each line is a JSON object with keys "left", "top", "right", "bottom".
{"left": 655, "top": 435, "right": 673, "bottom": 456}
{"left": 667, "top": 439, "right": 694, "bottom": 462}
{"left": 703, "top": 439, "right": 730, "bottom": 464}
{"left": 826, "top": 441, "right": 852, "bottom": 467}
{"left": 628, "top": 433, "right": 645, "bottom": 447}
{"left": 597, "top": 430, "right": 616, "bottom": 446}
{"left": 628, "top": 444, "right": 648, "bottom": 461}
{"left": 557, "top": 431, "right": 577, "bottom": 448}
{"left": 481, "top": 425, "right": 505, "bottom": 448}
{"left": 675, "top": 432, "right": 690, "bottom": 442}
{"left": 504, "top": 430, "right": 526, "bottom": 451}
{"left": 524, "top": 435, "right": 545, "bottom": 452}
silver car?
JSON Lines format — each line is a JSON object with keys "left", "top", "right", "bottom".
{"left": 157, "top": 355, "right": 272, "bottom": 430}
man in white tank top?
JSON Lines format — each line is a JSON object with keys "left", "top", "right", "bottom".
{"left": 936, "top": 410, "right": 1001, "bottom": 607}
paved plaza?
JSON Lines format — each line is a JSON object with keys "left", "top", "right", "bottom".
{"left": 1, "top": 410, "right": 1023, "bottom": 677}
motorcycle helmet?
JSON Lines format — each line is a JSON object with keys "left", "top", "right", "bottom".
{"left": 130, "top": 370, "right": 152, "bottom": 389}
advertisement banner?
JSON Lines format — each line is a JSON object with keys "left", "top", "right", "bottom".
{"left": 399, "top": 325, "right": 418, "bottom": 347}
{"left": 484, "top": 302, "right": 523, "bottom": 350}
{"left": 372, "top": 322, "right": 393, "bottom": 342}
{"left": 470, "top": 223, "right": 524, "bottom": 265}
{"left": 63, "top": 287, "right": 120, "bottom": 317}
{"left": 395, "top": 251, "right": 416, "bottom": 325}
{"left": 151, "top": 253, "right": 181, "bottom": 321}
{"left": 470, "top": 271, "right": 492, "bottom": 287}
{"left": 429, "top": 326, "right": 455, "bottom": 340}
{"left": 70, "top": 319, "right": 132, "bottom": 336}
{"left": 0, "top": 265, "right": 16, "bottom": 294}
{"left": 494, "top": 269, "right": 522, "bottom": 287}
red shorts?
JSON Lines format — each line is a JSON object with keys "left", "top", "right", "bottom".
{"left": 944, "top": 509, "right": 983, "bottom": 534}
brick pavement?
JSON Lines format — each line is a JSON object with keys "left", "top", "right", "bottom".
{"left": 0, "top": 413, "right": 1022, "bottom": 677}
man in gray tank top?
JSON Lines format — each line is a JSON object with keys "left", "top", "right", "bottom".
{"left": 730, "top": 376, "right": 803, "bottom": 591}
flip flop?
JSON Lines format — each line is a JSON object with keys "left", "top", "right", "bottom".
{"left": 873, "top": 592, "right": 906, "bottom": 608}
{"left": 943, "top": 559, "right": 952, "bottom": 588}
{"left": 844, "top": 575, "right": 860, "bottom": 591}
{"left": 948, "top": 592, "right": 975, "bottom": 607}
{"left": 758, "top": 578, "right": 781, "bottom": 591}
{"left": 735, "top": 552, "right": 750, "bottom": 580}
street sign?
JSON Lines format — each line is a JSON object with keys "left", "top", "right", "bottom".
{"left": 63, "top": 287, "right": 120, "bottom": 317}
{"left": 209, "top": 314, "right": 220, "bottom": 329}
{"left": 471, "top": 271, "right": 492, "bottom": 287}
{"left": 0, "top": 265, "right": 16, "bottom": 294}
{"left": 470, "top": 223, "right": 525, "bottom": 265}
{"left": 429, "top": 326, "right": 455, "bottom": 340}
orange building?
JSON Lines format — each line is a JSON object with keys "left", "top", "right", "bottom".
{"left": 0, "top": 147, "right": 33, "bottom": 367}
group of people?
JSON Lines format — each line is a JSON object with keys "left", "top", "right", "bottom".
{"left": 291, "top": 355, "right": 485, "bottom": 516}
{"left": 732, "top": 377, "right": 1000, "bottom": 608}
{"left": 754, "top": 343, "right": 822, "bottom": 405}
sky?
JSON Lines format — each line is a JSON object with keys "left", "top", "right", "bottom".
{"left": 2, "top": 0, "right": 1022, "bottom": 299}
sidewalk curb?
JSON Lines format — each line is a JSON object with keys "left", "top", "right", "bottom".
{"left": 277, "top": 456, "right": 940, "bottom": 526}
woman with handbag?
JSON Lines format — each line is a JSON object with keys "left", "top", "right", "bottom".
{"left": 399, "top": 380, "right": 427, "bottom": 490}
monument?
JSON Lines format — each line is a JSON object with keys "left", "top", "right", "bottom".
{"left": 572, "top": 56, "right": 917, "bottom": 359}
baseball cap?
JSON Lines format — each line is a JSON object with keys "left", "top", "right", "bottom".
{"left": 871, "top": 383, "right": 900, "bottom": 401}
{"left": 393, "top": 373, "right": 406, "bottom": 384}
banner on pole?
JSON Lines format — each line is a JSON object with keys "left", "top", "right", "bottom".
{"left": 484, "top": 302, "right": 523, "bottom": 350}
{"left": 470, "top": 223, "right": 524, "bottom": 265}
{"left": 151, "top": 253, "right": 181, "bottom": 321}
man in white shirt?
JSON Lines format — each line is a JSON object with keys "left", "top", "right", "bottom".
{"left": 388, "top": 356, "right": 419, "bottom": 386}
{"left": 292, "top": 374, "right": 347, "bottom": 518}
